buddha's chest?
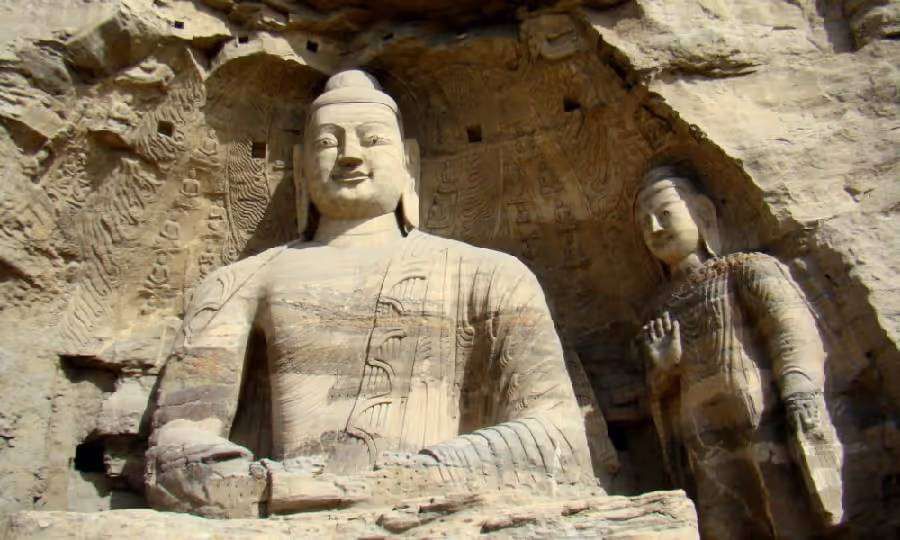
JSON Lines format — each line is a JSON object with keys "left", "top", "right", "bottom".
{"left": 259, "top": 251, "right": 391, "bottom": 376}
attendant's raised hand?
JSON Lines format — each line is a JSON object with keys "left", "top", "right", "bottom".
{"left": 641, "top": 311, "right": 682, "bottom": 369}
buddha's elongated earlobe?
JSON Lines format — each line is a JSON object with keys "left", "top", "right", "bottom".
{"left": 400, "top": 138, "right": 420, "bottom": 231}
{"left": 292, "top": 143, "right": 310, "bottom": 237}
{"left": 692, "top": 193, "right": 721, "bottom": 256}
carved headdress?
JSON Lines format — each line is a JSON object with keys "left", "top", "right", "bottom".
{"left": 635, "top": 164, "right": 722, "bottom": 259}
{"left": 294, "top": 69, "right": 420, "bottom": 238}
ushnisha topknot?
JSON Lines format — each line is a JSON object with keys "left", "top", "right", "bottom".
{"left": 310, "top": 69, "right": 398, "bottom": 114}
{"left": 637, "top": 164, "right": 699, "bottom": 198}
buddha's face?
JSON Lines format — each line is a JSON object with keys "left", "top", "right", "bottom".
{"left": 636, "top": 182, "right": 702, "bottom": 267}
{"left": 304, "top": 103, "right": 408, "bottom": 220}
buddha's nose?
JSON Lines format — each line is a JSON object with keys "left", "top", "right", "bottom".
{"left": 337, "top": 136, "right": 364, "bottom": 168}
{"left": 649, "top": 214, "right": 663, "bottom": 233}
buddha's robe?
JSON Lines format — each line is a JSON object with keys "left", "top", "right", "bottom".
{"left": 152, "top": 230, "right": 592, "bottom": 484}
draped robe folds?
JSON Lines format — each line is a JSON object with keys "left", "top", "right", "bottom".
{"left": 646, "top": 252, "right": 836, "bottom": 539}
{"left": 152, "top": 230, "right": 593, "bottom": 486}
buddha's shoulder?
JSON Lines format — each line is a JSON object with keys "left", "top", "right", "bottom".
{"left": 195, "top": 243, "right": 296, "bottom": 292}
{"left": 410, "top": 231, "right": 530, "bottom": 272}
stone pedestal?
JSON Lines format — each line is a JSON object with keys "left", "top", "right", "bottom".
{"left": 4, "top": 490, "right": 697, "bottom": 539}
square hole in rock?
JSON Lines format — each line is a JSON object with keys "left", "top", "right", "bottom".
{"left": 74, "top": 439, "right": 105, "bottom": 473}
{"left": 173, "top": 20, "right": 184, "bottom": 29}
{"left": 238, "top": 35, "right": 249, "bottom": 44}
{"left": 563, "top": 97, "right": 581, "bottom": 112}
{"left": 157, "top": 120, "right": 174, "bottom": 137}
{"left": 251, "top": 142, "right": 267, "bottom": 159}
{"left": 306, "top": 40, "right": 319, "bottom": 52}
{"left": 466, "top": 125, "right": 482, "bottom": 143}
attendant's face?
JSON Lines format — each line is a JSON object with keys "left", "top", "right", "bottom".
{"left": 636, "top": 182, "right": 702, "bottom": 266}
{"left": 304, "top": 103, "right": 407, "bottom": 220}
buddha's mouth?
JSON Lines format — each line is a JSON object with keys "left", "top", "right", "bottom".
{"left": 332, "top": 173, "right": 371, "bottom": 184}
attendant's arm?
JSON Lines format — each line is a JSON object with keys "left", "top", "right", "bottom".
{"left": 737, "top": 254, "right": 825, "bottom": 430}
{"left": 422, "top": 260, "right": 593, "bottom": 484}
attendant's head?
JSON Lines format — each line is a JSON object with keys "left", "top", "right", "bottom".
{"left": 635, "top": 165, "right": 720, "bottom": 269}
{"left": 296, "top": 70, "right": 419, "bottom": 237}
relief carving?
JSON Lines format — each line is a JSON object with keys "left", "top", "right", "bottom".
{"left": 59, "top": 158, "right": 164, "bottom": 351}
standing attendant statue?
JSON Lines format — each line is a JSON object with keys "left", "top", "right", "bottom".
{"left": 635, "top": 165, "right": 843, "bottom": 538}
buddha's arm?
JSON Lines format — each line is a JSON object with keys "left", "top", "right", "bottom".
{"left": 149, "top": 263, "right": 261, "bottom": 467}
{"left": 737, "top": 254, "right": 825, "bottom": 402}
{"left": 421, "top": 262, "right": 593, "bottom": 484}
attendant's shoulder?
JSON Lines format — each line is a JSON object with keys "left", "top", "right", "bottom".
{"left": 721, "top": 251, "right": 787, "bottom": 278}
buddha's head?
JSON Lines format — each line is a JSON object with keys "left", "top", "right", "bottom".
{"left": 295, "top": 70, "right": 419, "bottom": 238}
{"left": 634, "top": 165, "right": 720, "bottom": 269}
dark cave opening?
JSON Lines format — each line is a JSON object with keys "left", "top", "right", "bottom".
{"left": 74, "top": 439, "right": 105, "bottom": 473}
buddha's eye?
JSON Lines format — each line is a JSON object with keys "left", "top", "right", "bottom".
{"left": 364, "top": 134, "right": 390, "bottom": 146}
{"left": 661, "top": 210, "right": 671, "bottom": 218}
{"left": 315, "top": 135, "right": 338, "bottom": 149}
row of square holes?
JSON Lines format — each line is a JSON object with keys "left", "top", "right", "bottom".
{"left": 236, "top": 33, "right": 319, "bottom": 52}
{"left": 170, "top": 19, "right": 321, "bottom": 51}
{"left": 157, "top": 98, "right": 582, "bottom": 148}
{"left": 170, "top": 24, "right": 579, "bottom": 119}
{"left": 465, "top": 99, "right": 581, "bottom": 143}
{"left": 172, "top": 18, "right": 396, "bottom": 46}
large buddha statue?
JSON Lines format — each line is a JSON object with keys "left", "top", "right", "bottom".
{"left": 635, "top": 165, "right": 844, "bottom": 538}
{"left": 145, "top": 70, "right": 595, "bottom": 517}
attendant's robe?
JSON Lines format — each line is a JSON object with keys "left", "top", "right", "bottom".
{"left": 646, "top": 252, "right": 832, "bottom": 539}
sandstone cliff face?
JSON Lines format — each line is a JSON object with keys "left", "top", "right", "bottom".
{"left": 0, "top": 0, "right": 896, "bottom": 537}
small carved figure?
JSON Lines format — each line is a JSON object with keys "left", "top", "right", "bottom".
{"left": 206, "top": 204, "right": 225, "bottom": 233}
{"left": 140, "top": 252, "right": 172, "bottom": 315}
{"left": 146, "top": 252, "right": 170, "bottom": 288}
{"left": 635, "top": 165, "right": 843, "bottom": 539}
{"left": 194, "top": 128, "right": 221, "bottom": 171}
{"left": 180, "top": 169, "right": 201, "bottom": 198}
{"left": 197, "top": 248, "right": 216, "bottom": 278}
{"left": 159, "top": 219, "right": 180, "bottom": 243}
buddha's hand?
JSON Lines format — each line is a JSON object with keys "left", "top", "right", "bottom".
{"left": 641, "top": 311, "right": 681, "bottom": 370}
{"left": 785, "top": 392, "right": 821, "bottom": 434}
{"left": 146, "top": 420, "right": 262, "bottom": 515}
{"left": 147, "top": 420, "right": 253, "bottom": 474}
{"left": 374, "top": 451, "right": 439, "bottom": 470}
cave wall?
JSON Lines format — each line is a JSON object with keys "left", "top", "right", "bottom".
{"left": 0, "top": 0, "right": 896, "bottom": 534}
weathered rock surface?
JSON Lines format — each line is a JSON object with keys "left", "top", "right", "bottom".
{"left": 0, "top": 0, "right": 896, "bottom": 537}
{"left": 3, "top": 490, "right": 697, "bottom": 539}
